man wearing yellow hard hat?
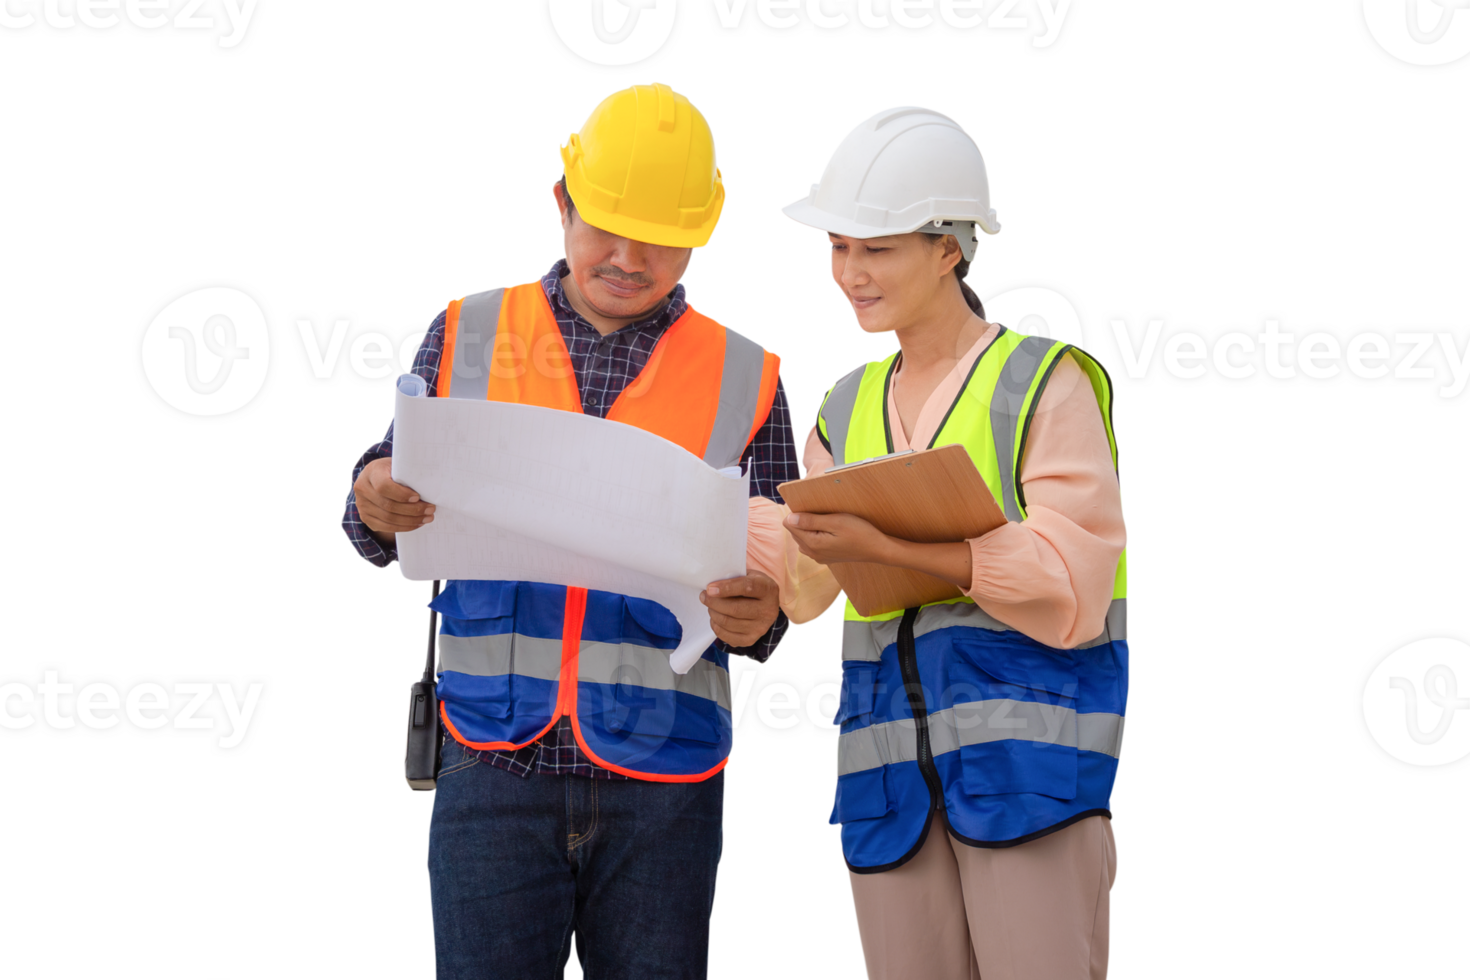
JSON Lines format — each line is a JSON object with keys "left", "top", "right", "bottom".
{"left": 341, "top": 84, "right": 798, "bottom": 976}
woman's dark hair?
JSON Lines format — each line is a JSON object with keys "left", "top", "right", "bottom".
{"left": 924, "top": 233, "right": 985, "bottom": 318}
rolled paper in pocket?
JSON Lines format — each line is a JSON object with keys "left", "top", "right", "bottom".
{"left": 397, "top": 372, "right": 428, "bottom": 398}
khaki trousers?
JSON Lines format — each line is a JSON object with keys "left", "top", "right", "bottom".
{"left": 848, "top": 814, "right": 1116, "bottom": 980}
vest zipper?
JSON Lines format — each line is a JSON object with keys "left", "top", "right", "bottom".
{"left": 896, "top": 608, "right": 944, "bottom": 811}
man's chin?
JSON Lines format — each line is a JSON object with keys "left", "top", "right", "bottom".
{"left": 587, "top": 287, "right": 661, "bottom": 321}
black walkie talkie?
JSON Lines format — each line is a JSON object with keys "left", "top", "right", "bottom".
{"left": 405, "top": 580, "right": 442, "bottom": 790}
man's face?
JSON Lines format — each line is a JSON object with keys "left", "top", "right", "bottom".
{"left": 555, "top": 181, "right": 692, "bottom": 321}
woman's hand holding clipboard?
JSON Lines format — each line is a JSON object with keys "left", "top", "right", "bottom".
{"left": 778, "top": 444, "right": 1008, "bottom": 617}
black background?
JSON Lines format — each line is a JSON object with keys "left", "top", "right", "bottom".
{"left": 5, "top": 3, "right": 1464, "bottom": 975}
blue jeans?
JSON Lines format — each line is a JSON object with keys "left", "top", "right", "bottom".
{"left": 429, "top": 738, "right": 725, "bottom": 979}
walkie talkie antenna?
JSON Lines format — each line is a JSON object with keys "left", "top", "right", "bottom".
{"left": 423, "top": 579, "right": 440, "bottom": 683}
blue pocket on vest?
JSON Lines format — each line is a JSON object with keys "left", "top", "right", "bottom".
{"left": 612, "top": 598, "right": 682, "bottom": 707}
{"left": 947, "top": 634, "right": 1078, "bottom": 701}
{"left": 431, "top": 580, "right": 518, "bottom": 623}
{"left": 588, "top": 596, "right": 723, "bottom": 746}
{"left": 830, "top": 766, "right": 893, "bottom": 824}
{"left": 620, "top": 596, "right": 682, "bottom": 650}
{"left": 432, "top": 581, "right": 523, "bottom": 725}
{"left": 834, "top": 662, "right": 879, "bottom": 728}
{"left": 440, "top": 685, "right": 514, "bottom": 720}
{"left": 959, "top": 739, "right": 1076, "bottom": 800}
{"left": 948, "top": 635, "right": 1079, "bottom": 801}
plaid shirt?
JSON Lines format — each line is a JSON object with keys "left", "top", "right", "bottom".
{"left": 344, "top": 261, "right": 799, "bottom": 779}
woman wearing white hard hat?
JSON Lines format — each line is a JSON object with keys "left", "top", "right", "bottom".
{"left": 777, "top": 108, "right": 1130, "bottom": 979}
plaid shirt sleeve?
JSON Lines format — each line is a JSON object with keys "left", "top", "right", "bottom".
{"left": 712, "top": 377, "right": 800, "bottom": 664}
{"left": 342, "top": 310, "right": 446, "bottom": 566}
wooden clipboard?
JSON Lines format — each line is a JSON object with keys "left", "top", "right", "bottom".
{"left": 778, "top": 443, "right": 1008, "bottom": 617}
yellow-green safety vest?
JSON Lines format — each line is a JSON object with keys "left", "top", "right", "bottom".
{"left": 817, "top": 327, "right": 1129, "bottom": 870}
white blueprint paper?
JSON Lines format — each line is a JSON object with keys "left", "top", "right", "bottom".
{"left": 390, "top": 374, "right": 749, "bottom": 673}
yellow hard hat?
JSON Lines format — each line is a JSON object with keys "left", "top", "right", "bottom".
{"left": 560, "top": 83, "right": 724, "bottom": 249}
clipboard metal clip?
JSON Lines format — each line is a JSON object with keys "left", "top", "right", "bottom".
{"left": 825, "top": 450, "right": 915, "bottom": 476}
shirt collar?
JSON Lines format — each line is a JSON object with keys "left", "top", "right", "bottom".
{"left": 541, "top": 259, "right": 688, "bottom": 338}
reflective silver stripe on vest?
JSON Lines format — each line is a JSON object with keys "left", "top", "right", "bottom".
{"left": 842, "top": 598, "right": 1128, "bottom": 662}
{"left": 703, "top": 328, "right": 768, "bottom": 470}
{"left": 913, "top": 602, "right": 1016, "bottom": 641}
{"left": 1079, "top": 711, "right": 1126, "bottom": 758}
{"left": 446, "top": 288, "right": 506, "bottom": 400}
{"left": 1085, "top": 598, "right": 1127, "bottom": 650}
{"left": 439, "top": 634, "right": 734, "bottom": 713}
{"left": 842, "top": 619, "right": 891, "bottom": 662}
{"left": 838, "top": 713, "right": 916, "bottom": 776}
{"left": 578, "top": 642, "right": 732, "bottom": 711}
{"left": 989, "top": 335, "right": 1059, "bottom": 521}
{"left": 438, "top": 632, "right": 562, "bottom": 680}
{"left": 915, "top": 598, "right": 1127, "bottom": 650}
{"left": 837, "top": 703, "right": 1125, "bottom": 776}
{"left": 819, "top": 365, "right": 867, "bottom": 467}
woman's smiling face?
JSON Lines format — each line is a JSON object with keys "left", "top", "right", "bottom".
{"left": 828, "top": 231, "right": 962, "bottom": 334}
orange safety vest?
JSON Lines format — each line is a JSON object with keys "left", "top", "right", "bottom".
{"left": 431, "top": 281, "right": 780, "bottom": 780}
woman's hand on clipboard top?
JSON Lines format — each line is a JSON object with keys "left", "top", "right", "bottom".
{"left": 783, "top": 512, "right": 892, "bottom": 566}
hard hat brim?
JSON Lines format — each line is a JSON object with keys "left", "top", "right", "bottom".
{"left": 782, "top": 197, "right": 999, "bottom": 239}
{"left": 782, "top": 198, "right": 890, "bottom": 240}
{"left": 566, "top": 162, "right": 723, "bottom": 249}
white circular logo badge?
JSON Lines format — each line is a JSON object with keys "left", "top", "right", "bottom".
{"left": 1363, "top": 637, "right": 1470, "bottom": 766}
{"left": 548, "top": 0, "right": 677, "bottom": 66}
{"left": 1363, "top": 0, "right": 1470, "bottom": 65}
{"left": 141, "top": 287, "right": 269, "bottom": 416}
{"left": 984, "top": 286, "right": 1085, "bottom": 348}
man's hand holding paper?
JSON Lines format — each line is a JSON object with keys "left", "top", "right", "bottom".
{"left": 700, "top": 572, "right": 780, "bottom": 648}
{"left": 351, "top": 457, "right": 435, "bottom": 542}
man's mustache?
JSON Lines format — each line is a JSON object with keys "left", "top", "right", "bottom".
{"left": 591, "top": 266, "right": 655, "bottom": 288}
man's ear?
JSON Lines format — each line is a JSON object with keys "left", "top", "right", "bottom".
{"left": 552, "top": 180, "right": 574, "bottom": 229}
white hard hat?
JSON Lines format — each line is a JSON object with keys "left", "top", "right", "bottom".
{"left": 783, "top": 107, "right": 999, "bottom": 261}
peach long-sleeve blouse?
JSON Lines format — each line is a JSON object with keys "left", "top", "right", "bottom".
{"left": 744, "top": 325, "right": 1126, "bottom": 650}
